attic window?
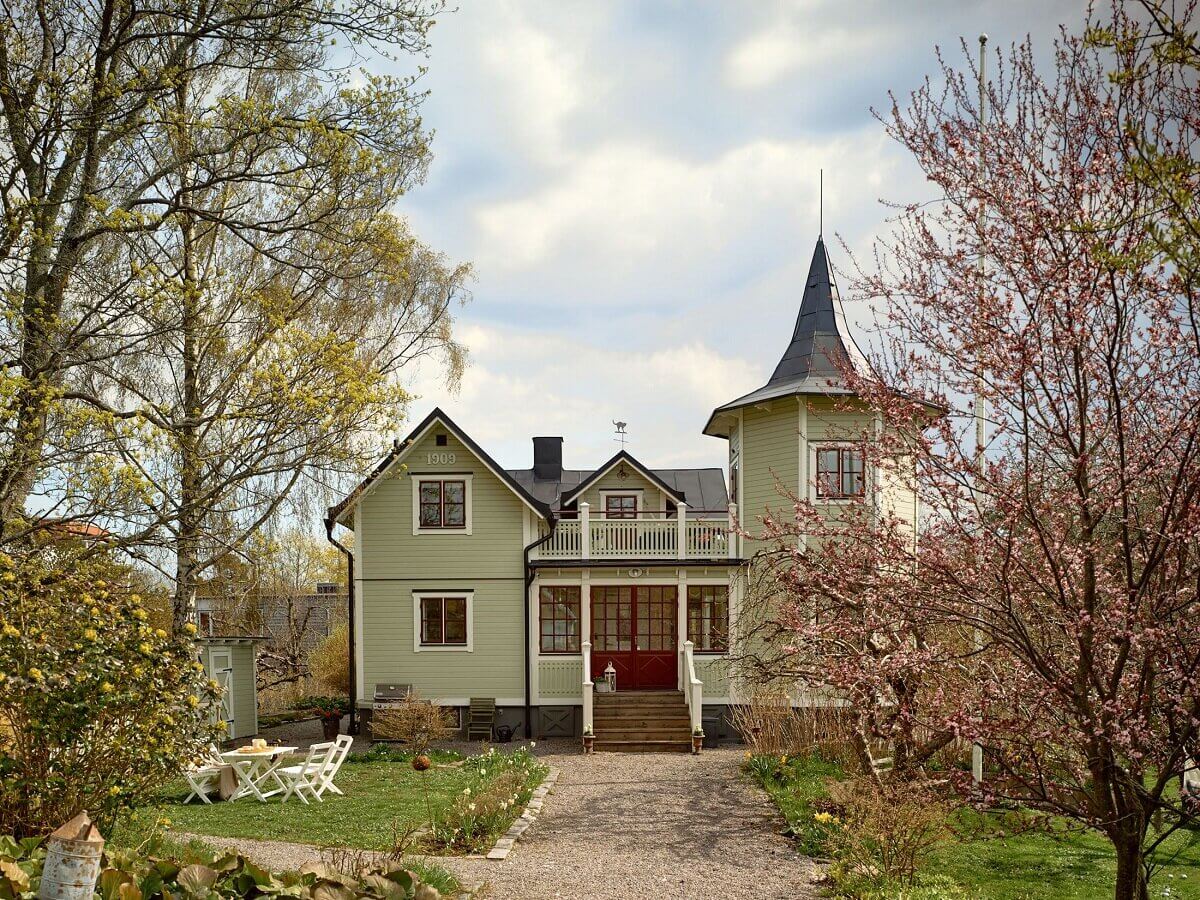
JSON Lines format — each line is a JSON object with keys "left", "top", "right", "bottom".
{"left": 435, "top": 434, "right": 448, "bottom": 447}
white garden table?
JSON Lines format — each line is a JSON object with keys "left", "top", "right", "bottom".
{"left": 220, "top": 746, "right": 298, "bottom": 802}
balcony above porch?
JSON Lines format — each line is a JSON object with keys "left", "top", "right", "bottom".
{"left": 534, "top": 502, "right": 736, "bottom": 561}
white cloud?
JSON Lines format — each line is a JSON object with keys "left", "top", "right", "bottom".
{"left": 404, "top": 323, "right": 761, "bottom": 470}
{"left": 725, "top": 23, "right": 888, "bottom": 90}
{"left": 475, "top": 3, "right": 588, "bottom": 164}
{"left": 472, "top": 133, "right": 900, "bottom": 286}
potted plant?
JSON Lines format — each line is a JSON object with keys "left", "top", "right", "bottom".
{"left": 593, "top": 675, "right": 609, "bottom": 694}
{"left": 582, "top": 724, "right": 595, "bottom": 754}
{"left": 691, "top": 726, "right": 704, "bottom": 754}
{"left": 310, "top": 696, "right": 350, "bottom": 740}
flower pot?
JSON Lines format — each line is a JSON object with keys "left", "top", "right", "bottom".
{"left": 582, "top": 735, "right": 595, "bottom": 755}
{"left": 691, "top": 735, "right": 704, "bottom": 754}
{"left": 321, "top": 715, "right": 343, "bottom": 740}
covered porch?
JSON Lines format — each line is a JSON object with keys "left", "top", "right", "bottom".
{"left": 529, "top": 567, "right": 736, "bottom": 749}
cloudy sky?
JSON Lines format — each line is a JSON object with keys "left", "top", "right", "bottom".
{"left": 390, "top": 0, "right": 1085, "bottom": 473}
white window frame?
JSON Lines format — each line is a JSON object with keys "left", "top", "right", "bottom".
{"left": 599, "top": 488, "right": 642, "bottom": 518}
{"left": 809, "top": 442, "right": 868, "bottom": 504}
{"left": 412, "top": 474, "right": 473, "bottom": 535}
{"left": 413, "top": 590, "right": 474, "bottom": 652}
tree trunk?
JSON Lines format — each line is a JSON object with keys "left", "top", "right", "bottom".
{"left": 172, "top": 206, "right": 202, "bottom": 634}
{"left": 0, "top": 268, "right": 59, "bottom": 534}
{"left": 1112, "top": 829, "right": 1149, "bottom": 900}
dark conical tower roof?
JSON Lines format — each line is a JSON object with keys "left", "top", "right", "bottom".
{"left": 703, "top": 236, "right": 868, "bottom": 437}
{"left": 767, "top": 237, "right": 859, "bottom": 385}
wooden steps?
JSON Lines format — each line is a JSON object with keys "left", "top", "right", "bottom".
{"left": 593, "top": 690, "right": 691, "bottom": 753}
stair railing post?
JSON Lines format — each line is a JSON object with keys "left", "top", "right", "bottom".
{"left": 581, "top": 640, "right": 593, "bottom": 744}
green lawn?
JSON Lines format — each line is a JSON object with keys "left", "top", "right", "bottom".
{"left": 139, "top": 748, "right": 545, "bottom": 854}
{"left": 747, "top": 753, "right": 1200, "bottom": 899}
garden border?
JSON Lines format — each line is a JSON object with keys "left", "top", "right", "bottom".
{"left": 484, "top": 767, "right": 558, "bottom": 861}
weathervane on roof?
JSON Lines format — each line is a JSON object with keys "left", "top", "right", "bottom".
{"left": 612, "top": 420, "right": 628, "bottom": 450}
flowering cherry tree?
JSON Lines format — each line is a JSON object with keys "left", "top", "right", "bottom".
{"left": 751, "top": 10, "right": 1200, "bottom": 899}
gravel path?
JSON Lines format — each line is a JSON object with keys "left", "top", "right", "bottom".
{"left": 446, "top": 747, "right": 819, "bottom": 900}
{"left": 179, "top": 744, "right": 819, "bottom": 899}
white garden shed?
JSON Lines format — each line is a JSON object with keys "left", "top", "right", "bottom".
{"left": 197, "top": 636, "right": 263, "bottom": 740}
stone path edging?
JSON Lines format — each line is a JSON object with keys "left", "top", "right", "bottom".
{"left": 484, "top": 767, "right": 559, "bottom": 861}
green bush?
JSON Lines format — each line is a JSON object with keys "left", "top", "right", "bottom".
{"left": 0, "top": 549, "right": 223, "bottom": 837}
{"left": 300, "top": 696, "right": 350, "bottom": 721}
{"left": 0, "top": 832, "right": 449, "bottom": 899}
{"left": 309, "top": 625, "right": 349, "bottom": 694}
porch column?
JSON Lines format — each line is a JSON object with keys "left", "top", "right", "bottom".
{"left": 579, "top": 502, "right": 591, "bottom": 560}
{"left": 727, "top": 501, "right": 738, "bottom": 560}
{"left": 676, "top": 500, "right": 688, "bottom": 559}
{"left": 676, "top": 568, "right": 688, "bottom": 686}
{"left": 528, "top": 577, "right": 540, "bottom": 708}
{"left": 580, "top": 570, "right": 591, "bottom": 673}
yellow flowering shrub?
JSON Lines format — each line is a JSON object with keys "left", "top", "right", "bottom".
{"left": 0, "top": 549, "right": 222, "bottom": 837}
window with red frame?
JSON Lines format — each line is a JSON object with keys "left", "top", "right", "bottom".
{"left": 420, "top": 596, "right": 467, "bottom": 645}
{"left": 539, "top": 586, "right": 581, "bottom": 653}
{"left": 686, "top": 585, "right": 728, "bottom": 652}
{"left": 815, "top": 447, "right": 865, "bottom": 499}
{"left": 418, "top": 479, "right": 466, "bottom": 527}
{"left": 604, "top": 494, "right": 638, "bottom": 518}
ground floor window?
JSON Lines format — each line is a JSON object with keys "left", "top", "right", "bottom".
{"left": 417, "top": 594, "right": 470, "bottom": 649}
{"left": 539, "top": 586, "right": 581, "bottom": 653}
{"left": 687, "top": 584, "right": 728, "bottom": 652}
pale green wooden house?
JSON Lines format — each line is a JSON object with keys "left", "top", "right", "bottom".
{"left": 328, "top": 237, "right": 921, "bottom": 751}
{"left": 197, "top": 636, "right": 262, "bottom": 740}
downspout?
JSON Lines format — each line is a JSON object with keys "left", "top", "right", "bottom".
{"left": 325, "top": 515, "right": 358, "bottom": 736}
{"left": 523, "top": 513, "right": 556, "bottom": 739}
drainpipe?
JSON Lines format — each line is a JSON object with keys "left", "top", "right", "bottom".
{"left": 523, "top": 517, "right": 556, "bottom": 739}
{"left": 325, "top": 515, "right": 358, "bottom": 736}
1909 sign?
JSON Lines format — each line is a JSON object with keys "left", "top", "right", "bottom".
{"left": 426, "top": 452, "right": 456, "bottom": 465}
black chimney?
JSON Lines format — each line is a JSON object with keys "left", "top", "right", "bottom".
{"left": 532, "top": 436, "right": 563, "bottom": 480}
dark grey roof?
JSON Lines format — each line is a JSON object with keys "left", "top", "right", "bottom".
{"left": 330, "top": 407, "right": 554, "bottom": 525}
{"left": 506, "top": 467, "right": 728, "bottom": 514}
{"left": 704, "top": 237, "right": 867, "bottom": 437}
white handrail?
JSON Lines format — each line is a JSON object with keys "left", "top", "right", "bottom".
{"left": 681, "top": 640, "right": 703, "bottom": 739}
{"left": 581, "top": 641, "right": 593, "bottom": 741}
{"left": 537, "top": 516, "right": 730, "bottom": 560}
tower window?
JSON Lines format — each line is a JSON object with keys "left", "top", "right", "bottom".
{"left": 816, "top": 447, "right": 865, "bottom": 499}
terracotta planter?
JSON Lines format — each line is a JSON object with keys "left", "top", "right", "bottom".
{"left": 321, "top": 715, "right": 343, "bottom": 740}
{"left": 691, "top": 735, "right": 704, "bottom": 754}
{"left": 582, "top": 735, "right": 595, "bottom": 755}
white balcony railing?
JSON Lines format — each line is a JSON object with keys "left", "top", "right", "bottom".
{"left": 537, "top": 503, "right": 733, "bottom": 560}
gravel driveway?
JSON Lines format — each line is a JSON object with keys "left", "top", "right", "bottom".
{"left": 185, "top": 734, "right": 819, "bottom": 899}
{"left": 444, "top": 747, "right": 819, "bottom": 899}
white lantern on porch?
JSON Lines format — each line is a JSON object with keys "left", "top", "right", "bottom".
{"left": 604, "top": 661, "right": 617, "bottom": 693}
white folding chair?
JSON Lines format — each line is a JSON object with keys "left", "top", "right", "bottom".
{"left": 313, "top": 734, "right": 352, "bottom": 799}
{"left": 182, "top": 746, "right": 226, "bottom": 804}
{"left": 277, "top": 742, "right": 336, "bottom": 805}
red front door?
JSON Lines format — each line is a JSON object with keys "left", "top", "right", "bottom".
{"left": 591, "top": 586, "right": 677, "bottom": 690}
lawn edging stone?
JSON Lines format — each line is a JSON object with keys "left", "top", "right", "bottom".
{"left": 484, "top": 767, "right": 558, "bottom": 861}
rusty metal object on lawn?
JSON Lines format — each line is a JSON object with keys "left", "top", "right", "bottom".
{"left": 38, "top": 811, "right": 105, "bottom": 900}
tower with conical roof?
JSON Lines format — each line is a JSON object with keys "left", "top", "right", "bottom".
{"left": 704, "top": 237, "right": 916, "bottom": 561}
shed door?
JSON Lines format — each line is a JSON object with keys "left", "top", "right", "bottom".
{"left": 210, "top": 648, "right": 235, "bottom": 734}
